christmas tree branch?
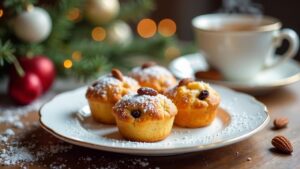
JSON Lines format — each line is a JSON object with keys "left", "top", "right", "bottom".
{"left": 119, "top": 0, "right": 155, "bottom": 22}
{"left": 3, "top": 0, "right": 37, "bottom": 14}
{"left": 71, "top": 55, "right": 111, "bottom": 81}
{"left": 15, "top": 43, "right": 44, "bottom": 57}
{"left": 0, "top": 40, "right": 24, "bottom": 76}
{"left": 0, "top": 0, "right": 196, "bottom": 82}
{"left": 44, "top": 0, "right": 82, "bottom": 48}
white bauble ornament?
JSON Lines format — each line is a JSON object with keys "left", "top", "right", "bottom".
{"left": 85, "top": 0, "right": 120, "bottom": 25}
{"left": 107, "top": 21, "right": 132, "bottom": 45}
{"left": 13, "top": 7, "right": 52, "bottom": 43}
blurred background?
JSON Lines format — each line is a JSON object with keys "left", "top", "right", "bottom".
{"left": 1, "top": 0, "right": 300, "bottom": 104}
{"left": 150, "top": 0, "right": 300, "bottom": 60}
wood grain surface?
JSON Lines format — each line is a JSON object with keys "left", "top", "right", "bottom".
{"left": 1, "top": 81, "right": 299, "bottom": 169}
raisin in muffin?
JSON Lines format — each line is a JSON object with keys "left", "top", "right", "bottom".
{"left": 165, "top": 78, "right": 220, "bottom": 128}
{"left": 86, "top": 69, "right": 140, "bottom": 124}
{"left": 112, "top": 87, "right": 177, "bottom": 142}
{"left": 129, "top": 62, "right": 177, "bottom": 94}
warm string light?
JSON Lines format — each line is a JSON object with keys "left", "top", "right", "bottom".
{"left": 67, "top": 8, "right": 81, "bottom": 21}
{"left": 91, "top": 27, "right": 106, "bottom": 41}
{"left": 158, "top": 18, "right": 176, "bottom": 37}
{"left": 137, "top": 18, "right": 177, "bottom": 38}
{"left": 137, "top": 18, "right": 157, "bottom": 38}
{"left": 0, "top": 9, "right": 4, "bottom": 18}
{"left": 72, "top": 51, "right": 82, "bottom": 61}
{"left": 63, "top": 59, "right": 73, "bottom": 69}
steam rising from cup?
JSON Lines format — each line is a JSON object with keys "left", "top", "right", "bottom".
{"left": 221, "top": 0, "right": 262, "bottom": 15}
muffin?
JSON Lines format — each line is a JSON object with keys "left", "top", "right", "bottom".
{"left": 129, "top": 62, "right": 177, "bottom": 93}
{"left": 112, "top": 87, "right": 177, "bottom": 142}
{"left": 165, "top": 78, "right": 220, "bottom": 128}
{"left": 86, "top": 69, "right": 140, "bottom": 124}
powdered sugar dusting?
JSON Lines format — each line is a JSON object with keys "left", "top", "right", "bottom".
{"left": 64, "top": 86, "right": 267, "bottom": 151}
{"left": 0, "top": 94, "right": 50, "bottom": 129}
{"left": 97, "top": 75, "right": 121, "bottom": 86}
{"left": 114, "top": 93, "right": 174, "bottom": 115}
{"left": 0, "top": 146, "right": 35, "bottom": 165}
{"left": 131, "top": 66, "right": 174, "bottom": 82}
{"left": 92, "top": 75, "right": 121, "bottom": 98}
{"left": 0, "top": 86, "right": 158, "bottom": 168}
{"left": 89, "top": 75, "right": 138, "bottom": 98}
{"left": 123, "top": 76, "right": 140, "bottom": 87}
{"left": 0, "top": 91, "right": 75, "bottom": 167}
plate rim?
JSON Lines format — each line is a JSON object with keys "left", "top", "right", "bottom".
{"left": 39, "top": 86, "right": 270, "bottom": 156}
{"left": 169, "top": 53, "right": 300, "bottom": 89}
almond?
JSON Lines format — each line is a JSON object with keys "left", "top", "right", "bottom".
{"left": 137, "top": 87, "right": 158, "bottom": 96}
{"left": 178, "top": 78, "right": 194, "bottom": 86}
{"left": 141, "top": 61, "right": 156, "bottom": 69}
{"left": 271, "top": 135, "right": 293, "bottom": 154}
{"left": 111, "top": 69, "right": 124, "bottom": 81}
{"left": 273, "top": 117, "right": 288, "bottom": 129}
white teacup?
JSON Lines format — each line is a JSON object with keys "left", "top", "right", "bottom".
{"left": 192, "top": 14, "right": 299, "bottom": 81}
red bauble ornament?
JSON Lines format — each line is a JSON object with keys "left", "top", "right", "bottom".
{"left": 18, "top": 55, "right": 56, "bottom": 92}
{"left": 8, "top": 72, "right": 43, "bottom": 105}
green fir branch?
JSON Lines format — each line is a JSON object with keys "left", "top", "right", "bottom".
{"left": 3, "top": 0, "right": 37, "bottom": 14}
{"left": 44, "top": 0, "right": 82, "bottom": 48}
{"left": 15, "top": 43, "right": 44, "bottom": 57}
{"left": 0, "top": 0, "right": 195, "bottom": 81}
{"left": 0, "top": 40, "right": 24, "bottom": 76}
{"left": 0, "top": 40, "right": 16, "bottom": 66}
{"left": 70, "top": 55, "right": 111, "bottom": 81}
{"left": 119, "top": 0, "right": 155, "bottom": 22}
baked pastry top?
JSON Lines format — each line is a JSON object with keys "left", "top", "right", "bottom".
{"left": 113, "top": 87, "right": 177, "bottom": 122}
{"left": 165, "top": 79, "right": 220, "bottom": 110}
{"left": 129, "top": 62, "right": 177, "bottom": 93}
{"left": 86, "top": 71, "right": 139, "bottom": 103}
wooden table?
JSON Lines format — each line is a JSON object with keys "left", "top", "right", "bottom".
{"left": 1, "top": 80, "right": 299, "bottom": 169}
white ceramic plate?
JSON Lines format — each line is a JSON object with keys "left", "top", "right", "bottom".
{"left": 169, "top": 53, "right": 300, "bottom": 95}
{"left": 39, "top": 85, "right": 269, "bottom": 156}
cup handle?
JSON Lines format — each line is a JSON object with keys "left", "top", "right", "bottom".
{"left": 264, "top": 28, "right": 299, "bottom": 69}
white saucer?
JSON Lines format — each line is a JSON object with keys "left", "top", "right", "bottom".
{"left": 169, "top": 53, "right": 300, "bottom": 95}
{"left": 39, "top": 85, "right": 269, "bottom": 156}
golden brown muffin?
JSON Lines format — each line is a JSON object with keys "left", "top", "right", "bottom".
{"left": 86, "top": 69, "right": 140, "bottom": 124}
{"left": 129, "top": 62, "right": 177, "bottom": 93}
{"left": 165, "top": 78, "right": 220, "bottom": 128}
{"left": 112, "top": 87, "right": 177, "bottom": 142}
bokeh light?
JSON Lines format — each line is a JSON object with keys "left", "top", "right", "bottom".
{"left": 63, "top": 59, "right": 73, "bottom": 69}
{"left": 72, "top": 51, "right": 82, "bottom": 61}
{"left": 91, "top": 27, "right": 106, "bottom": 41}
{"left": 158, "top": 18, "right": 177, "bottom": 37}
{"left": 0, "top": 9, "right": 3, "bottom": 18}
{"left": 67, "top": 8, "right": 81, "bottom": 21}
{"left": 164, "top": 46, "right": 181, "bottom": 59}
{"left": 137, "top": 18, "right": 157, "bottom": 38}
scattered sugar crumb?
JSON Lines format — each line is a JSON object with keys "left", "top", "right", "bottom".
{"left": 0, "top": 146, "right": 34, "bottom": 165}
{"left": 4, "top": 129, "right": 15, "bottom": 136}
{"left": 0, "top": 129, "right": 15, "bottom": 143}
{"left": 13, "top": 121, "right": 24, "bottom": 129}
{"left": 134, "top": 158, "right": 149, "bottom": 167}
{"left": 0, "top": 89, "right": 160, "bottom": 168}
{"left": 247, "top": 157, "right": 252, "bottom": 161}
